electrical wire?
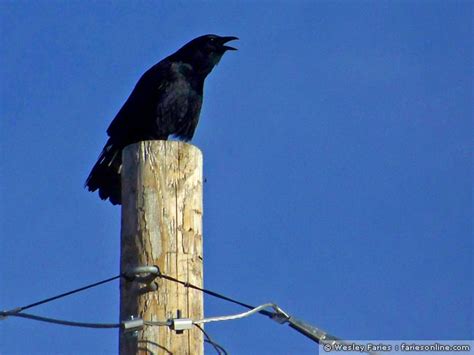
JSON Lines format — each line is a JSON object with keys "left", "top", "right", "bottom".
{"left": 157, "top": 272, "right": 339, "bottom": 344}
{"left": 5, "top": 274, "right": 121, "bottom": 314}
{"left": 1, "top": 304, "right": 282, "bottom": 331}
{"left": 1, "top": 269, "right": 340, "bottom": 346}
{"left": 1, "top": 302, "right": 339, "bottom": 350}
{"left": 2, "top": 311, "right": 120, "bottom": 329}
{"left": 1, "top": 311, "right": 169, "bottom": 329}
{"left": 158, "top": 273, "right": 277, "bottom": 319}
{"left": 143, "top": 320, "right": 171, "bottom": 327}
{"left": 195, "top": 324, "right": 228, "bottom": 355}
{"left": 205, "top": 339, "right": 228, "bottom": 355}
{"left": 2, "top": 269, "right": 276, "bottom": 321}
{"left": 194, "top": 303, "right": 288, "bottom": 325}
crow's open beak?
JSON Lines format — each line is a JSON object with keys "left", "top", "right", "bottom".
{"left": 221, "top": 36, "right": 239, "bottom": 51}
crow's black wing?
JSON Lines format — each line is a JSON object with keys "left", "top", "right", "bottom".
{"left": 85, "top": 61, "right": 171, "bottom": 204}
{"left": 86, "top": 59, "right": 203, "bottom": 204}
{"left": 106, "top": 60, "right": 173, "bottom": 144}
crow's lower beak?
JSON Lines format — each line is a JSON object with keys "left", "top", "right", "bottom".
{"left": 221, "top": 36, "right": 239, "bottom": 51}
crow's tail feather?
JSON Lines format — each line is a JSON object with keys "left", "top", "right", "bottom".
{"left": 85, "top": 140, "right": 122, "bottom": 205}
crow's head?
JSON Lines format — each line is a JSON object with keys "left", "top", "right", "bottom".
{"left": 173, "top": 34, "right": 238, "bottom": 76}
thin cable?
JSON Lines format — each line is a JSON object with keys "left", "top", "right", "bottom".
{"left": 158, "top": 273, "right": 277, "bottom": 319}
{"left": 2, "top": 312, "right": 168, "bottom": 329}
{"left": 124, "top": 266, "right": 274, "bottom": 318}
{"left": 155, "top": 272, "right": 338, "bottom": 344}
{"left": 195, "top": 324, "right": 228, "bottom": 355}
{"left": 2, "top": 312, "right": 120, "bottom": 329}
{"left": 1, "top": 269, "right": 337, "bottom": 345}
{"left": 7, "top": 274, "right": 121, "bottom": 314}
{"left": 143, "top": 320, "right": 171, "bottom": 327}
{"left": 204, "top": 339, "right": 227, "bottom": 355}
{"left": 194, "top": 303, "right": 286, "bottom": 325}
{"left": 205, "top": 339, "right": 228, "bottom": 355}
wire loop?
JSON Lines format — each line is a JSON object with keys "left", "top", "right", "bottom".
{"left": 122, "top": 266, "right": 160, "bottom": 283}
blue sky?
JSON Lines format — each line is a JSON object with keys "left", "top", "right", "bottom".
{"left": 1, "top": 1, "right": 472, "bottom": 354}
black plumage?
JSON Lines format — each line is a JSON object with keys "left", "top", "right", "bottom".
{"left": 85, "top": 34, "right": 238, "bottom": 205}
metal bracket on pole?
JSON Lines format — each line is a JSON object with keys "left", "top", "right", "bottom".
{"left": 123, "top": 266, "right": 160, "bottom": 294}
{"left": 123, "top": 266, "right": 160, "bottom": 283}
{"left": 172, "top": 310, "right": 188, "bottom": 334}
{"left": 122, "top": 315, "right": 144, "bottom": 338}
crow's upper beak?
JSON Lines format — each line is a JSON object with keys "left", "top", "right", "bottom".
{"left": 221, "top": 36, "right": 239, "bottom": 51}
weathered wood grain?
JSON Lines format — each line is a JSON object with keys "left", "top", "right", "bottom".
{"left": 119, "top": 141, "right": 203, "bottom": 355}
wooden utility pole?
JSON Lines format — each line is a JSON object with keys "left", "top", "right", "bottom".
{"left": 119, "top": 141, "right": 204, "bottom": 355}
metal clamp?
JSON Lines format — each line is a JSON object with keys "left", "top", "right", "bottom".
{"left": 123, "top": 266, "right": 161, "bottom": 294}
{"left": 0, "top": 307, "right": 21, "bottom": 320}
{"left": 122, "top": 315, "right": 144, "bottom": 338}
{"left": 123, "top": 266, "right": 160, "bottom": 283}
{"left": 171, "top": 309, "right": 189, "bottom": 334}
{"left": 171, "top": 318, "right": 193, "bottom": 332}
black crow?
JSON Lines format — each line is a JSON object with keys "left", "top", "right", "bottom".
{"left": 85, "top": 34, "right": 238, "bottom": 205}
